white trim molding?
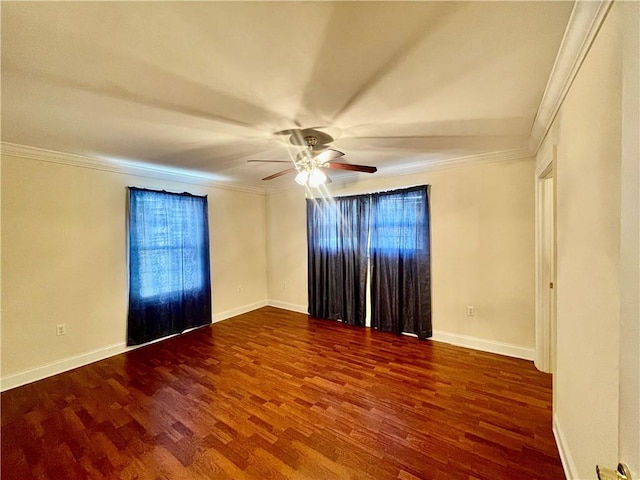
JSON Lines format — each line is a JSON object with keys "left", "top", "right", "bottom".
{"left": 374, "top": 147, "right": 533, "bottom": 179}
{"left": 282, "top": 148, "right": 533, "bottom": 198}
{"left": 267, "top": 147, "right": 534, "bottom": 194}
{"left": 0, "top": 142, "right": 265, "bottom": 195}
{"left": 295, "top": 150, "right": 535, "bottom": 201}
{"left": 0, "top": 342, "right": 127, "bottom": 392}
{"left": 529, "top": 0, "right": 614, "bottom": 154}
{"left": 212, "top": 300, "right": 268, "bottom": 323}
{"left": 431, "top": 330, "right": 535, "bottom": 361}
{"left": 268, "top": 303, "right": 534, "bottom": 361}
{"left": 4, "top": 142, "right": 533, "bottom": 197}
{"left": 553, "top": 413, "right": 579, "bottom": 479}
{"left": 267, "top": 300, "right": 308, "bottom": 315}
{"left": 535, "top": 140, "right": 555, "bottom": 178}
{"left": 534, "top": 144, "right": 556, "bottom": 373}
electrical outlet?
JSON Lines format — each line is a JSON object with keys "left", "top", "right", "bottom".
{"left": 467, "top": 306, "right": 475, "bottom": 317}
{"left": 237, "top": 285, "right": 242, "bottom": 294}
{"left": 56, "top": 324, "right": 67, "bottom": 336}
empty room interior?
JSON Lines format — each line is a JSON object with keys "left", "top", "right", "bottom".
{"left": 1, "top": 1, "right": 639, "bottom": 480}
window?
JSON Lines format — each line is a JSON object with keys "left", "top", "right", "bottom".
{"left": 127, "top": 188, "right": 212, "bottom": 346}
{"left": 371, "top": 189, "right": 427, "bottom": 254}
{"left": 312, "top": 190, "right": 427, "bottom": 255}
{"left": 132, "top": 193, "right": 206, "bottom": 298}
{"left": 314, "top": 199, "right": 341, "bottom": 252}
{"left": 312, "top": 196, "right": 365, "bottom": 253}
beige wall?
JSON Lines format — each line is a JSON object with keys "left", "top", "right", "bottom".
{"left": 540, "top": 3, "right": 624, "bottom": 478}
{"left": 1, "top": 154, "right": 268, "bottom": 380}
{"left": 267, "top": 158, "right": 536, "bottom": 350}
{"left": 266, "top": 188, "right": 308, "bottom": 311}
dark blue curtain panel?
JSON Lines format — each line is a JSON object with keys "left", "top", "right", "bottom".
{"left": 307, "top": 194, "right": 370, "bottom": 326}
{"left": 127, "top": 188, "right": 212, "bottom": 346}
{"left": 370, "top": 186, "right": 432, "bottom": 339}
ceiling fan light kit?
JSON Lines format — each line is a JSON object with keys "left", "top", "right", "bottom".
{"left": 295, "top": 170, "right": 309, "bottom": 186}
{"left": 309, "top": 169, "right": 327, "bottom": 187}
{"left": 248, "top": 129, "right": 377, "bottom": 187}
{"left": 295, "top": 167, "right": 327, "bottom": 187}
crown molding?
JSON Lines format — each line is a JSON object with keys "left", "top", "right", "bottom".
{"left": 3, "top": 141, "right": 532, "bottom": 196}
{"left": 529, "top": 0, "right": 614, "bottom": 154}
{"left": 265, "top": 147, "right": 533, "bottom": 194}
{"left": 376, "top": 147, "right": 533, "bottom": 179}
{"left": 0, "top": 142, "right": 266, "bottom": 195}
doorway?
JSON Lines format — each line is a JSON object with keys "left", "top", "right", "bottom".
{"left": 535, "top": 147, "right": 556, "bottom": 374}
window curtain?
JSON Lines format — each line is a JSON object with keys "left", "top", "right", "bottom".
{"left": 307, "top": 195, "right": 370, "bottom": 326}
{"left": 127, "top": 188, "right": 212, "bottom": 346}
{"left": 370, "top": 186, "right": 432, "bottom": 339}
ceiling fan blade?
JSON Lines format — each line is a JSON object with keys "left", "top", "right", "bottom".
{"left": 274, "top": 126, "right": 329, "bottom": 136}
{"left": 262, "top": 168, "right": 297, "bottom": 181}
{"left": 315, "top": 149, "right": 345, "bottom": 163}
{"left": 325, "top": 162, "right": 377, "bottom": 174}
{"left": 273, "top": 129, "right": 297, "bottom": 136}
{"left": 247, "top": 159, "right": 292, "bottom": 163}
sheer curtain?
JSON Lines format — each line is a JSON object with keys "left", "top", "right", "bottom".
{"left": 127, "top": 188, "right": 212, "bottom": 346}
{"left": 307, "top": 195, "right": 370, "bottom": 326}
{"left": 370, "top": 186, "right": 431, "bottom": 339}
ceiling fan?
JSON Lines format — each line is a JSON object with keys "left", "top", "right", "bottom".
{"left": 248, "top": 129, "right": 377, "bottom": 187}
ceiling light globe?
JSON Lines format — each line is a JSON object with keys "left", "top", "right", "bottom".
{"left": 295, "top": 170, "right": 309, "bottom": 185}
{"left": 308, "top": 168, "right": 327, "bottom": 188}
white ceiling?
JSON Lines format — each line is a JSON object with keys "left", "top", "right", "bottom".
{"left": 1, "top": 1, "right": 574, "bottom": 189}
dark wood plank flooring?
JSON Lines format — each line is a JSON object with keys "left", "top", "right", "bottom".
{"left": 1, "top": 307, "right": 564, "bottom": 479}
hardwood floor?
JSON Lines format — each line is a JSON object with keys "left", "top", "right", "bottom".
{"left": 1, "top": 307, "right": 564, "bottom": 480}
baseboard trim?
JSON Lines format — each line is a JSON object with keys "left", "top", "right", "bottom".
{"left": 553, "top": 413, "right": 578, "bottom": 479}
{"left": 0, "top": 342, "right": 127, "bottom": 392}
{"left": 265, "top": 303, "right": 534, "bottom": 361}
{"left": 267, "top": 300, "right": 308, "bottom": 314}
{"left": 431, "top": 330, "right": 535, "bottom": 361}
{"left": 212, "top": 300, "right": 268, "bottom": 323}
{"left": 1, "top": 300, "right": 270, "bottom": 392}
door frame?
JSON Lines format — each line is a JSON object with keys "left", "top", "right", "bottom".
{"left": 534, "top": 145, "right": 556, "bottom": 373}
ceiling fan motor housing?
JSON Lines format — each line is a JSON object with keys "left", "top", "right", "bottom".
{"left": 304, "top": 136, "right": 318, "bottom": 148}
